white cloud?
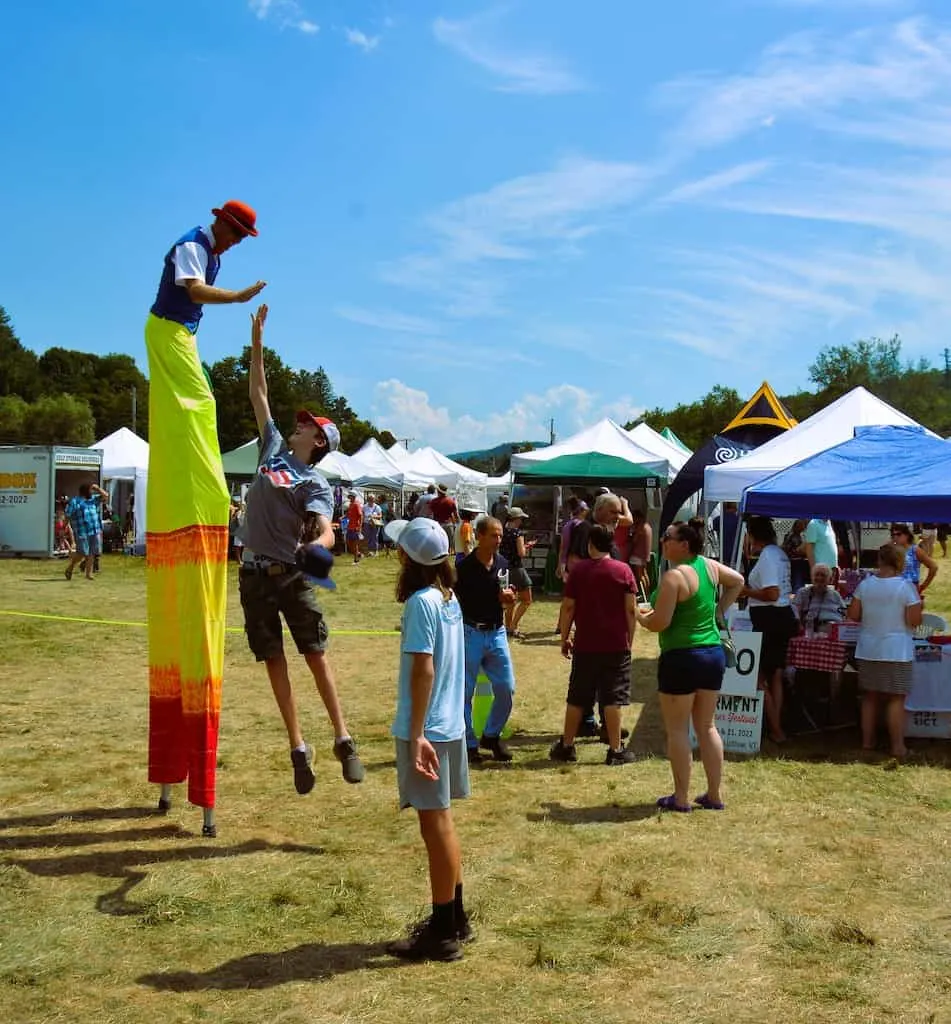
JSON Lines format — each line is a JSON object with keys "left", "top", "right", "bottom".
{"left": 335, "top": 306, "right": 443, "bottom": 335}
{"left": 658, "top": 160, "right": 773, "bottom": 204}
{"left": 345, "top": 27, "right": 380, "bottom": 52}
{"left": 248, "top": 0, "right": 318, "bottom": 35}
{"left": 372, "top": 380, "right": 644, "bottom": 451}
{"left": 658, "top": 18, "right": 951, "bottom": 152}
{"left": 432, "top": 12, "right": 585, "bottom": 94}
{"left": 382, "top": 156, "right": 649, "bottom": 318}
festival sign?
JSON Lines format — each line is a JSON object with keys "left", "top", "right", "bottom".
{"left": 690, "top": 630, "right": 764, "bottom": 755}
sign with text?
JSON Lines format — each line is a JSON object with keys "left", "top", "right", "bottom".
{"left": 690, "top": 630, "right": 763, "bottom": 755}
{"left": 0, "top": 450, "right": 50, "bottom": 553}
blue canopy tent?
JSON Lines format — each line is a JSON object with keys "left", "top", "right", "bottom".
{"left": 741, "top": 426, "right": 951, "bottom": 521}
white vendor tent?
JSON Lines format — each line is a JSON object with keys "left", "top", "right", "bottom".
{"left": 349, "top": 438, "right": 427, "bottom": 491}
{"left": 91, "top": 427, "right": 148, "bottom": 546}
{"left": 510, "top": 418, "right": 669, "bottom": 484}
{"left": 627, "top": 422, "right": 691, "bottom": 476}
{"left": 703, "top": 386, "right": 932, "bottom": 503}
{"left": 317, "top": 451, "right": 361, "bottom": 483}
{"left": 402, "top": 446, "right": 489, "bottom": 487}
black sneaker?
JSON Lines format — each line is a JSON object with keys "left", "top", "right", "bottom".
{"left": 291, "top": 745, "right": 316, "bottom": 794}
{"left": 598, "top": 725, "right": 631, "bottom": 745}
{"left": 201, "top": 822, "right": 217, "bottom": 838}
{"left": 387, "top": 920, "right": 462, "bottom": 962}
{"left": 605, "top": 747, "right": 637, "bottom": 766}
{"left": 576, "top": 719, "right": 599, "bottom": 738}
{"left": 457, "top": 911, "right": 474, "bottom": 943}
{"left": 549, "top": 738, "right": 578, "bottom": 762}
{"left": 334, "top": 738, "right": 365, "bottom": 784}
{"left": 466, "top": 746, "right": 483, "bottom": 765}
{"left": 480, "top": 734, "right": 513, "bottom": 762}
{"left": 157, "top": 796, "right": 172, "bottom": 813}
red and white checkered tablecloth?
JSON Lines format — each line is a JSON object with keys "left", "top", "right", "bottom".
{"left": 786, "top": 636, "right": 849, "bottom": 673}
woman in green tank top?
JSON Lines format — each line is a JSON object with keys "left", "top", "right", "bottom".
{"left": 635, "top": 521, "right": 744, "bottom": 812}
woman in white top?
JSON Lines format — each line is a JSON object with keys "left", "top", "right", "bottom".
{"left": 741, "top": 516, "right": 797, "bottom": 744}
{"left": 847, "top": 543, "right": 922, "bottom": 759}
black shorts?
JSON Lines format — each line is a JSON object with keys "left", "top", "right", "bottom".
{"left": 567, "top": 651, "right": 631, "bottom": 708}
{"left": 657, "top": 645, "right": 725, "bottom": 696}
{"left": 239, "top": 568, "right": 329, "bottom": 662}
{"left": 748, "top": 604, "right": 798, "bottom": 675}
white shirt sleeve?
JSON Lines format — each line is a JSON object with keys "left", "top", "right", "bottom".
{"left": 173, "top": 241, "right": 209, "bottom": 284}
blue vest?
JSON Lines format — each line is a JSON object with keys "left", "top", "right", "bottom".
{"left": 150, "top": 226, "right": 220, "bottom": 332}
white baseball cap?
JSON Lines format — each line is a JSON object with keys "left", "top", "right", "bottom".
{"left": 383, "top": 518, "right": 449, "bottom": 565}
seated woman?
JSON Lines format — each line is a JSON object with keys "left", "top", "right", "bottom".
{"left": 847, "top": 543, "right": 922, "bottom": 759}
{"left": 794, "top": 562, "right": 845, "bottom": 635}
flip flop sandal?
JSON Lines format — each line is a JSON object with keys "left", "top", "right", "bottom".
{"left": 656, "top": 794, "right": 692, "bottom": 813}
{"left": 693, "top": 793, "right": 725, "bottom": 811}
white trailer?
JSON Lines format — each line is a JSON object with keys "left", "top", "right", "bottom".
{"left": 0, "top": 445, "right": 103, "bottom": 557}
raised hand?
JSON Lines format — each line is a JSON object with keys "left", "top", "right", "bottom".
{"left": 250, "top": 304, "right": 268, "bottom": 347}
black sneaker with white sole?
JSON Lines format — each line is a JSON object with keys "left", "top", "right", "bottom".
{"left": 291, "top": 745, "right": 316, "bottom": 794}
{"left": 605, "top": 747, "right": 637, "bottom": 766}
{"left": 549, "top": 738, "right": 578, "bottom": 762}
{"left": 334, "top": 738, "right": 365, "bottom": 784}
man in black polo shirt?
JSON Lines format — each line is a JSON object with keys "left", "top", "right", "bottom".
{"left": 456, "top": 516, "right": 517, "bottom": 763}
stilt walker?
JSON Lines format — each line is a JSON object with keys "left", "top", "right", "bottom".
{"left": 145, "top": 200, "right": 266, "bottom": 836}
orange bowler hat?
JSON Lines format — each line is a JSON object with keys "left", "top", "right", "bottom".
{"left": 211, "top": 199, "right": 259, "bottom": 237}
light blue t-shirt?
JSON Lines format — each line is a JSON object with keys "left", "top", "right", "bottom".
{"left": 392, "top": 586, "right": 465, "bottom": 742}
{"left": 805, "top": 519, "right": 838, "bottom": 569}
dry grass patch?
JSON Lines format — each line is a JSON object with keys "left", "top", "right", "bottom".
{"left": 1, "top": 554, "right": 951, "bottom": 1023}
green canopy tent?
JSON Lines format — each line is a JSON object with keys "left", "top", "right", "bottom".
{"left": 221, "top": 439, "right": 260, "bottom": 478}
{"left": 511, "top": 451, "right": 662, "bottom": 486}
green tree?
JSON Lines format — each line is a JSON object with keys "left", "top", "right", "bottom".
{"left": 628, "top": 385, "right": 743, "bottom": 450}
{"left": 0, "top": 307, "right": 41, "bottom": 400}
{"left": 0, "top": 395, "right": 29, "bottom": 443}
{"left": 808, "top": 336, "right": 902, "bottom": 396}
{"left": 23, "top": 394, "right": 95, "bottom": 445}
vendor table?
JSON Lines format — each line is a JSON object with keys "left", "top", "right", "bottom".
{"left": 786, "top": 635, "right": 849, "bottom": 674}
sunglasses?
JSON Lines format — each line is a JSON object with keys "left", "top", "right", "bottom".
{"left": 662, "top": 533, "right": 681, "bottom": 542}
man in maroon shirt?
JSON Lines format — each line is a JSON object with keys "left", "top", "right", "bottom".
{"left": 430, "top": 483, "right": 459, "bottom": 551}
{"left": 551, "top": 523, "right": 638, "bottom": 765}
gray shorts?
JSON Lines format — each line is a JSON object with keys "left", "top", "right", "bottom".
{"left": 395, "top": 737, "right": 470, "bottom": 811}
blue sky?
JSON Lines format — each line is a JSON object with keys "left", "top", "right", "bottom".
{"left": 2, "top": 0, "right": 949, "bottom": 450}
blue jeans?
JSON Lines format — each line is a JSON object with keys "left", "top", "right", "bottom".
{"left": 464, "top": 625, "right": 515, "bottom": 748}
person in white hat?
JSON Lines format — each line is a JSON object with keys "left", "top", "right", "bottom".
{"left": 383, "top": 517, "right": 471, "bottom": 963}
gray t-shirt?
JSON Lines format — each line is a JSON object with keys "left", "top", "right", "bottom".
{"left": 236, "top": 419, "right": 334, "bottom": 563}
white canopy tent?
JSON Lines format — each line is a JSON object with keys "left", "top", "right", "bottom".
{"left": 349, "top": 438, "right": 428, "bottom": 491}
{"left": 91, "top": 427, "right": 148, "bottom": 546}
{"left": 627, "top": 422, "right": 691, "bottom": 477}
{"left": 510, "top": 418, "right": 670, "bottom": 482}
{"left": 704, "top": 386, "right": 932, "bottom": 502}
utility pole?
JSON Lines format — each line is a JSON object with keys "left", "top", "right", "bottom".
{"left": 549, "top": 418, "right": 555, "bottom": 445}
{"left": 397, "top": 436, "right": 415, "bottom": 450}
{"left": 131, "top": 386, "right": 137, "bottom": 431}
{"left": 944, "top": 348, "right": 951, "bottom": 388}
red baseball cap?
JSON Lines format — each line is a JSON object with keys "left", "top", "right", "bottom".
{"left": 297, "top": 411, "right": 340, "bottom": 452}
{"left": 211, "top": 199, "right": 259, "bottom": 237}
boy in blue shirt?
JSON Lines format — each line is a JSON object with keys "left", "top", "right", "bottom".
{"left": 384, "top": 517, "right": 471, "bottom": 963}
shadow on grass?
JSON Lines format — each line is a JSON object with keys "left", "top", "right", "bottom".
{"left": 0, "top": 824, "right": 187, "bottom": 850}
{"left": 5, "top": 839, "right": 323, "bottom": 917}
{"left": 137, "top": 940, "right": 401, "bottom": 990}
{"left": 0, "top": 805, "right": 159, "bottom": 829}
{"left": 527, "top": 801, "right": 658, "bottom": 825}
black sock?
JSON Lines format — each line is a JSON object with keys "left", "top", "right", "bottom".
{"left": 432, "top": 900, "right": 455, "bottom": 938}
{"left": 454, "top": 883, "right": 465, "bottom": 919}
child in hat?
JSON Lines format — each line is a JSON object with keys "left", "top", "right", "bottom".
{"left": 384, "top": 517, "right": 471, "bottom": 962}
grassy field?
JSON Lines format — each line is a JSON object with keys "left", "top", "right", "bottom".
{"left": 2, "top": 553, "right": 951, "bottom": 1024}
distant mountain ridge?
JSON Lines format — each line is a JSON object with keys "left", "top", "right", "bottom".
{"left": 448, "top": 440, "right": 549, "bottom": 474}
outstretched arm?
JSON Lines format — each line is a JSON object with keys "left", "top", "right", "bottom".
{"left": 183, "top": 279, "right": 266, "bottom": 305}
{"left": 248, "top": 304, "right": 271, "bottom": 435}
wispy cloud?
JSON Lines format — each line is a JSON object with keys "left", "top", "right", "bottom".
{"left": 658, "top": 18, "right": 951, "bottom": 152}
{"left": 335, "top": 306, "right": 442, "bottom": 335}
{"left": 658, "top": 160, "right": 773, "bottom": 204}
{"left": 344, "top": 27, "right": 380, "bottom": 52}
{"left": 248, "top": 0, "right": 318, "bottom": 35}
{"left": 432, "top": 12, "right": 585, "bottom": 94}
{"left": 381, "top": 156, "right": 649, "bottom": 319}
